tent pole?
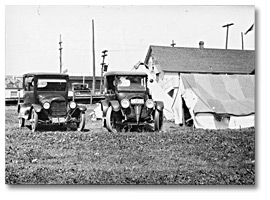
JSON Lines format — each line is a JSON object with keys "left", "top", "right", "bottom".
{"left": 182, "top": 97, "right": 185, "bottom": 127}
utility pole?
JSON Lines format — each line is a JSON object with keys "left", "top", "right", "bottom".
{"left": 59, "top": 34, "right": 63, "bottom": 73}
{"left": 222, "top": 23, "right": 234, "bottom": 49}
{"left": 100, "top": 50, "right": 108, "bottom": 94}
{"left": 241, "top": 32, "right": 244, "bottom": 50}
{"left": 92, "top": 19, "right": 96, "bottom": 96}
{"left": 171, "top": 40, "right": 176, "bottom": 47}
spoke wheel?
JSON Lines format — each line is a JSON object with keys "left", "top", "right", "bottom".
{"left": 77, "top": 112, "right": 86, "bottom": 131}
{"left": 106, "top": 106, "right": 118, "bottom": 133}
{"left": 31, "top": 109, "right": 38, "bottom": 132}
{"left": 154, "top": 110, "right": 163, "bottom": 131}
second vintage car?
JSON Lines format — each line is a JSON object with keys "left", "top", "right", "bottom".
{"left": 100, "top": 71, "right": 164, "bottom": 132}
{"left": 17, "top": 73, "right": 87, "bottom": 132}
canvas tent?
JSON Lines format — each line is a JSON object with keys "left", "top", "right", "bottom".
{"left": 173, "top": 74, "right": 255, "bottom": 129}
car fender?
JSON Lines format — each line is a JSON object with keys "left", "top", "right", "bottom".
{"left": 100, "top": 100, "right": 109, "bottom": 117}
{"left": 17, "top": 103, "right": 31, "bottom": 118}
{"left": 109, "top": 100, "right": 120, "bottom": 112}
{"left": 155, "top": 101, "right": 164, "bottom": 111}
{"left": 26, "top": 104, "right": 42, "bottom": 120}
{"left": 31, "top": 104, "right": 43, "bottom": 113}
{"left": 77, "top": 104, "right": 87, "bottom": 112}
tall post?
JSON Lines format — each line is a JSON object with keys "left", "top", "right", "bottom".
{"left": 100, "top": 50, "right": 108, "bottom": 94}
{"left": 222, "top": 23, "right": 234, "bottom": 49}
{"left": 100, "top": 63, "right": 103, "bottom": 94}
{"left": 241, "top": 32, "right": 244, "bottom": 50}
{"left": 59, "top": 34, "right": 63, "bottom": 73}
{"left": 92, "top": 19, "right": 96, "bottom": 96}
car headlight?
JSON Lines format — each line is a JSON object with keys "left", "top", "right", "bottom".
{"left": 69, "top": 101, "right": 77, "bottom": 109}
{"left": 121, "top": 99, "right": 130, "bottom": 108}
{"left": 43, "top": 102, "right": 50, "bottom": 109}
{"left": 145, "top": 99, "right": 155, "bottom": 109}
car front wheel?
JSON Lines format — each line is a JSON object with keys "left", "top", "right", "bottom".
{"left": 77, "top": 112, "right": 86, "bottom": 131}
{"left": 31, "top": 109, "right": 38, "bottom": 132}
{"left": 106, "top": 106, "right": 118, "bottom": 133}
{"left": 154, "top": 110, "right": 163, "bottom": 131}
{"left": 18, "top": 117, "right": 25, "bottom": 128}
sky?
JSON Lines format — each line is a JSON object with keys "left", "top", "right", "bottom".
{"left": 5, "top": 5, "right": 255, "bottom": 76}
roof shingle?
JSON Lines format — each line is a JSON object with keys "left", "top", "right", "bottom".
{"left": 145, "top": 45, "right": 255, "bottom": 74}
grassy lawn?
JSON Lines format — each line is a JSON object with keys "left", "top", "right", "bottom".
{"left": 5, "top": 105, "right": 255, "bottom": 184}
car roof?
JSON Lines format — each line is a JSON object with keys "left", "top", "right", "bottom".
{"left": 104, "top": 71, "right": 148, "bottom": 77}
{"left": 72, "top": 82, "right": 87, "bottom": 84}
{"left": 23, "top": 72, "right": 69, "bottom": 78}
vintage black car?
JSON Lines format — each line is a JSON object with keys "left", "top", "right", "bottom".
{"left": 17, "top": 73, "right": 86, "bottom": 132}
{"left": 100, "top": 71, "right": 164, "bottom": 132}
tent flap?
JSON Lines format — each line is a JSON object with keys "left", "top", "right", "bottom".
{"left": 174, "top": 74, "right": 255, "bottom": 129}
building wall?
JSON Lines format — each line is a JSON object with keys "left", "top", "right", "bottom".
{"left": 134, "top": 62, "right": 180, "bottom": 95}
{"left": 159, "top": 72, "right": 180, "bottom": 93}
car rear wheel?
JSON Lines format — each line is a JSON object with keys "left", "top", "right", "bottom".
{"left": 18, "top": 117, "right": 25, "bottom": 128}
{"left": 77, "top": 112, "right": 86, "bottom": 131}
{"left": 31, "top": 109, "right": 38, "bottom": 132}
{"left": 106, "top": 106, "right": 118, "bottom": 133}
{"left": 154, "top": 110, "right": 163, "bottom": 131}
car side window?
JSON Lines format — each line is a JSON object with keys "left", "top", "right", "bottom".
{"left": 106, "top": 76, "right": 115, "bottom": 93}
{"left": 24, "top": 76, "right": 34, "bottom": 91}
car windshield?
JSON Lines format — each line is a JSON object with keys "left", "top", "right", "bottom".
{"left": 37, "top": 79, "right": 67, "bottom": 91}
{"left": 116, "top": 76, "right": 146, "bottom": 91}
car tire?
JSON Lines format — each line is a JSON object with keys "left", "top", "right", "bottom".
{"left": 154, "top": 110, "right": 163, "bottom": 131}
{"left": 103, "top": 118, "right": 106, "bottom": 127}
{"left": 19, "top": 117, "right": 25, "bottom": 128}
{"left": 77, "top": 112, "right": 86, "bottom": 131}
{"left": 31, "top": 109, "right": 38, "bottom": 132}
{"left": 106, "top": 106, "right": 117, "bottom": 133}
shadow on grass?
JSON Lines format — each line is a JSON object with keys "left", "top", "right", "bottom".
{"left": 25, "top": 124, "right": 90, "bottom": 132}
{"left": 122, "top": 124, "right": 155, "bottom": 133}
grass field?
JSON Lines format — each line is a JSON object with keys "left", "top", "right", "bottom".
{"left": 5, "top": 105, "right": 255, "bottom": 185}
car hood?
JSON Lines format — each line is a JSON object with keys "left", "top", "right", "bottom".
{"left": 38, "top": 94, "right": 66, "bottom": 104}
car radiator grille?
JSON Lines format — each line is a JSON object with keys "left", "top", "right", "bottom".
{"left": 51, "top": 101, "right": 67, "bottom": 116}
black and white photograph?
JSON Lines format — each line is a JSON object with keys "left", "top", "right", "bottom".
{"left": 4, "top": 4, "right": 257, "bottom": 188}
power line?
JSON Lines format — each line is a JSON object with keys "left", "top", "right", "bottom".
{"left": 179, "top": 26, "right": 221, "bottom": 41}
{"left": 102, "top": 42, "right": 148, "bottom": 47}
{"left": 108, "top": 49, "right": 145, "bottom": 52}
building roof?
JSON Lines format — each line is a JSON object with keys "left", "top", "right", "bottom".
{"left": 144, "top": 45, "right": 255, "bottom": 74}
